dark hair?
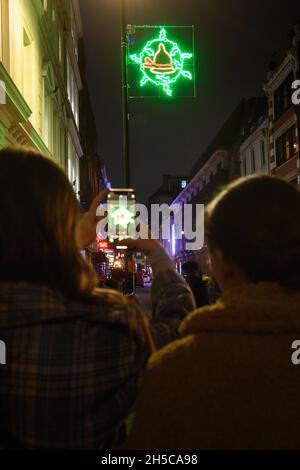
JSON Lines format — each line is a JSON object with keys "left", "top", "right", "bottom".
{"left": 205, "top": 175, "right": 300, "bottom": 290}
{"left": 182, "top": 261, "right": 200, "bottom": 274}
{"left": 0, "top": 147, "right": 97, "bottom": 298}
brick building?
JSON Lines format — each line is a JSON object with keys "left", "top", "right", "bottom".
{"left": 263, "top": 20, "right": 300, "bottom": 187}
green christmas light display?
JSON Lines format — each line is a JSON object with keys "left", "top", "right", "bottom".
{"left": 129, "top": 27, "right": 193, "bottom": 97}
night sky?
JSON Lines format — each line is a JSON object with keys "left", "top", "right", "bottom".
{"left": 80, "top": 0, "right": 300, "bottom": 202}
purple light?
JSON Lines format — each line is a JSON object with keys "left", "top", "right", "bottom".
{"left": 171, "top": 224, "right": 176, "bottom": 257}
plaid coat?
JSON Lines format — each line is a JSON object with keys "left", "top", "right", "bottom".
{"left": 0, "top": 270, "right": 194, "bottom": 449}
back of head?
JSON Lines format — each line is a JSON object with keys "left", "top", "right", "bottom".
{"left": 0, "top": 147, "right": 97, "bottom": 298}
{"left": 182, "top": 261, "right": 202, "bottom": 277}
{"left": 206, "top": 175, "right": 300, "bottom": 290}
{"left": 182, "top": 261, "right": 200, "bottom": 275}
{"left": 111, "top": 268, "right": 125, "bottom": 282}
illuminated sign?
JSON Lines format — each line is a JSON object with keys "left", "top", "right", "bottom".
{"left": 98, "top": 240, "right": 110, "bottom": 251}
{"left": 128, "top": 26, "right": 195, "bottom": 98}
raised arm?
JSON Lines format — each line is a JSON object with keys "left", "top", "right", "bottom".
{"left": 121, "top": 239, "right": 196, "bottom": 348}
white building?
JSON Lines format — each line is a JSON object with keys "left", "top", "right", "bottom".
{"left": 0, "top": 0, "right": 83, "bottom": 194}
{"left": 240, "top": 117, "right": 269, "bottom": 177}
{"left": 167, "top": 98, "right": 268, "bottom": 275}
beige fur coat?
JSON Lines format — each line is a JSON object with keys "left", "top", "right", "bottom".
{"left": 125, "top": 283, "right": 300, "bottom": 450}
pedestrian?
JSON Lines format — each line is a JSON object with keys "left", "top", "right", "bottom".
{"left": 106, "top": 268, "right": 126, "bottom": 291}
{"left": 182, "top": 261, "right": 210, "bottom": 307}
{"left": 124, "top": 175, "right": 300, "bottom": 450}
{"left": 0, "top": 147, "right": 195, "bottom": 450}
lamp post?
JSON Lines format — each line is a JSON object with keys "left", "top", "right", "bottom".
{"left": 120, "top": 0, "right": 135, "bottom": 294}
{"left": 120, "top": 0, "right": 130, "bottom": 188}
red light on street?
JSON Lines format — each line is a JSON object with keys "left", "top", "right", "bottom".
{"left": 98, "top": 240, "right": 110, "bottom": 251}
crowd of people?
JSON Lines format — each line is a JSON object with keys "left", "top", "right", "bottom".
{"left": 0, "top": 147, "right": 300, "bottom": 450}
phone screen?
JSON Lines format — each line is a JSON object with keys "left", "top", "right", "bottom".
{"left": 107, "top": 189, "right": 136, "bottom": 247}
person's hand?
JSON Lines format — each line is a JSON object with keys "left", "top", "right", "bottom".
{"left": 120, "top": 237, "right": 175, "bottom": 277}
{"left": 77, "top": 189, "right": 108, "bottom": 249}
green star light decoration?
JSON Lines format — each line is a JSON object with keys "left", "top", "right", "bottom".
{"left": 129, "top": 27, "right": 193, "bottom": 97}
{"left": 110, "top": 206, "right": 135, "bottom": 230}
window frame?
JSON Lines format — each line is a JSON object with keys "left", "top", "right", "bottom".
{"left": 275, "top": 125, "right": 297, "bottom": 168}
{"left": 273, "top": 72, "right": 294, "bottom": 120}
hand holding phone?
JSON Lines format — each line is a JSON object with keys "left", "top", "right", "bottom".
{"left": 107, "top": 189, "right": 136, "bottom": 249}
{"left": 77, "top": 189, "right": 108, "bottom": 249}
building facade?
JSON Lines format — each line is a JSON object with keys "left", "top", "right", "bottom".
{"left": 171, "top": 150, "right": 228, "bottom": 275}
{"left": 155, "top": 23, "right": 300, "bottom": 278}
{"left": 148, "top": 174, "right": 189, "bottom": 206}
{"left": 239, "top": 99, "right": 269, "bottom": 177}
{"left": 0, "top": 0, "right": 84, "bottom": 195}
{"left": 78, "top": 38, "right": 107, "bottom": 211}
{"left": 168, "top": 99, "right": 266, "bottom": 274}
{"left": 240, "top": 118, "right": 269, "bottom": 177}
{"left": 264, "top": 21, "right": 300, "bottom": 187}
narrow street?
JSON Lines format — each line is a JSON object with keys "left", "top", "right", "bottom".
{"left": 135, "top": 284, "right": 152, "bottom": 316}
{"left": 0, "top": 0, "right": 299, "bottom": 458}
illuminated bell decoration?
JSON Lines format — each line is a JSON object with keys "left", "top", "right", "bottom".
{"left": 130, "top": 27, "right": 193, "bottom": 97}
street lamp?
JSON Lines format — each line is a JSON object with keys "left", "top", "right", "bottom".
{"left": 120, "top": 0, "right": 130, "bottom": 188}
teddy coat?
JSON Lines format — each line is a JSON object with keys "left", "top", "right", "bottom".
{"left": 125, "top": 283, "right": 300, "bottom": 450}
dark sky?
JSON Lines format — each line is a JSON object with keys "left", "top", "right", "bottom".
{"left": 80, "top": 0, "right": 300, "bottom": 202}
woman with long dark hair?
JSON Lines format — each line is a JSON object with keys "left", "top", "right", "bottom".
{"left": 0, "top": 147, "right": 195, "bottom": 449}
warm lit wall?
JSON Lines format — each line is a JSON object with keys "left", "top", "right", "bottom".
{"left": 0, "top": 0, "right": 83, "bottom": 195}
{"left": 7, "top": 0, "right": 43, "bottom": 133}
{"left": 240, "top": 120, "right": 269, "bottom": 178}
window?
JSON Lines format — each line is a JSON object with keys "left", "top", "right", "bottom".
{"left": 275, "top": 125, "right": 297, "bottom": 167}
{"left": 22, "top": 27, "right": 34, "bottom": 109}
{"left": 67, "top": 53, "right": 79, "bottom": 128}
{"left": 260, "top": 140, "right": 266, "bottom": 167}
{"left": 251, "top": 149, "right": 256, "bottom": 172}
{"left": 274, "top": 72, "right": 294, "bottom": 119}
{"left": 181, "top": 180, "right": 187, "bottom": 189}
{"left": 54, "top": 116, "right": 61, "bottom": 166}
{"left": 70, "top": 2, "right": 78, "bottom": 59}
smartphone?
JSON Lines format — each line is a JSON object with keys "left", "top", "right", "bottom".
{"left": 107, "top": 189, "right": 136, "bottom": 249}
